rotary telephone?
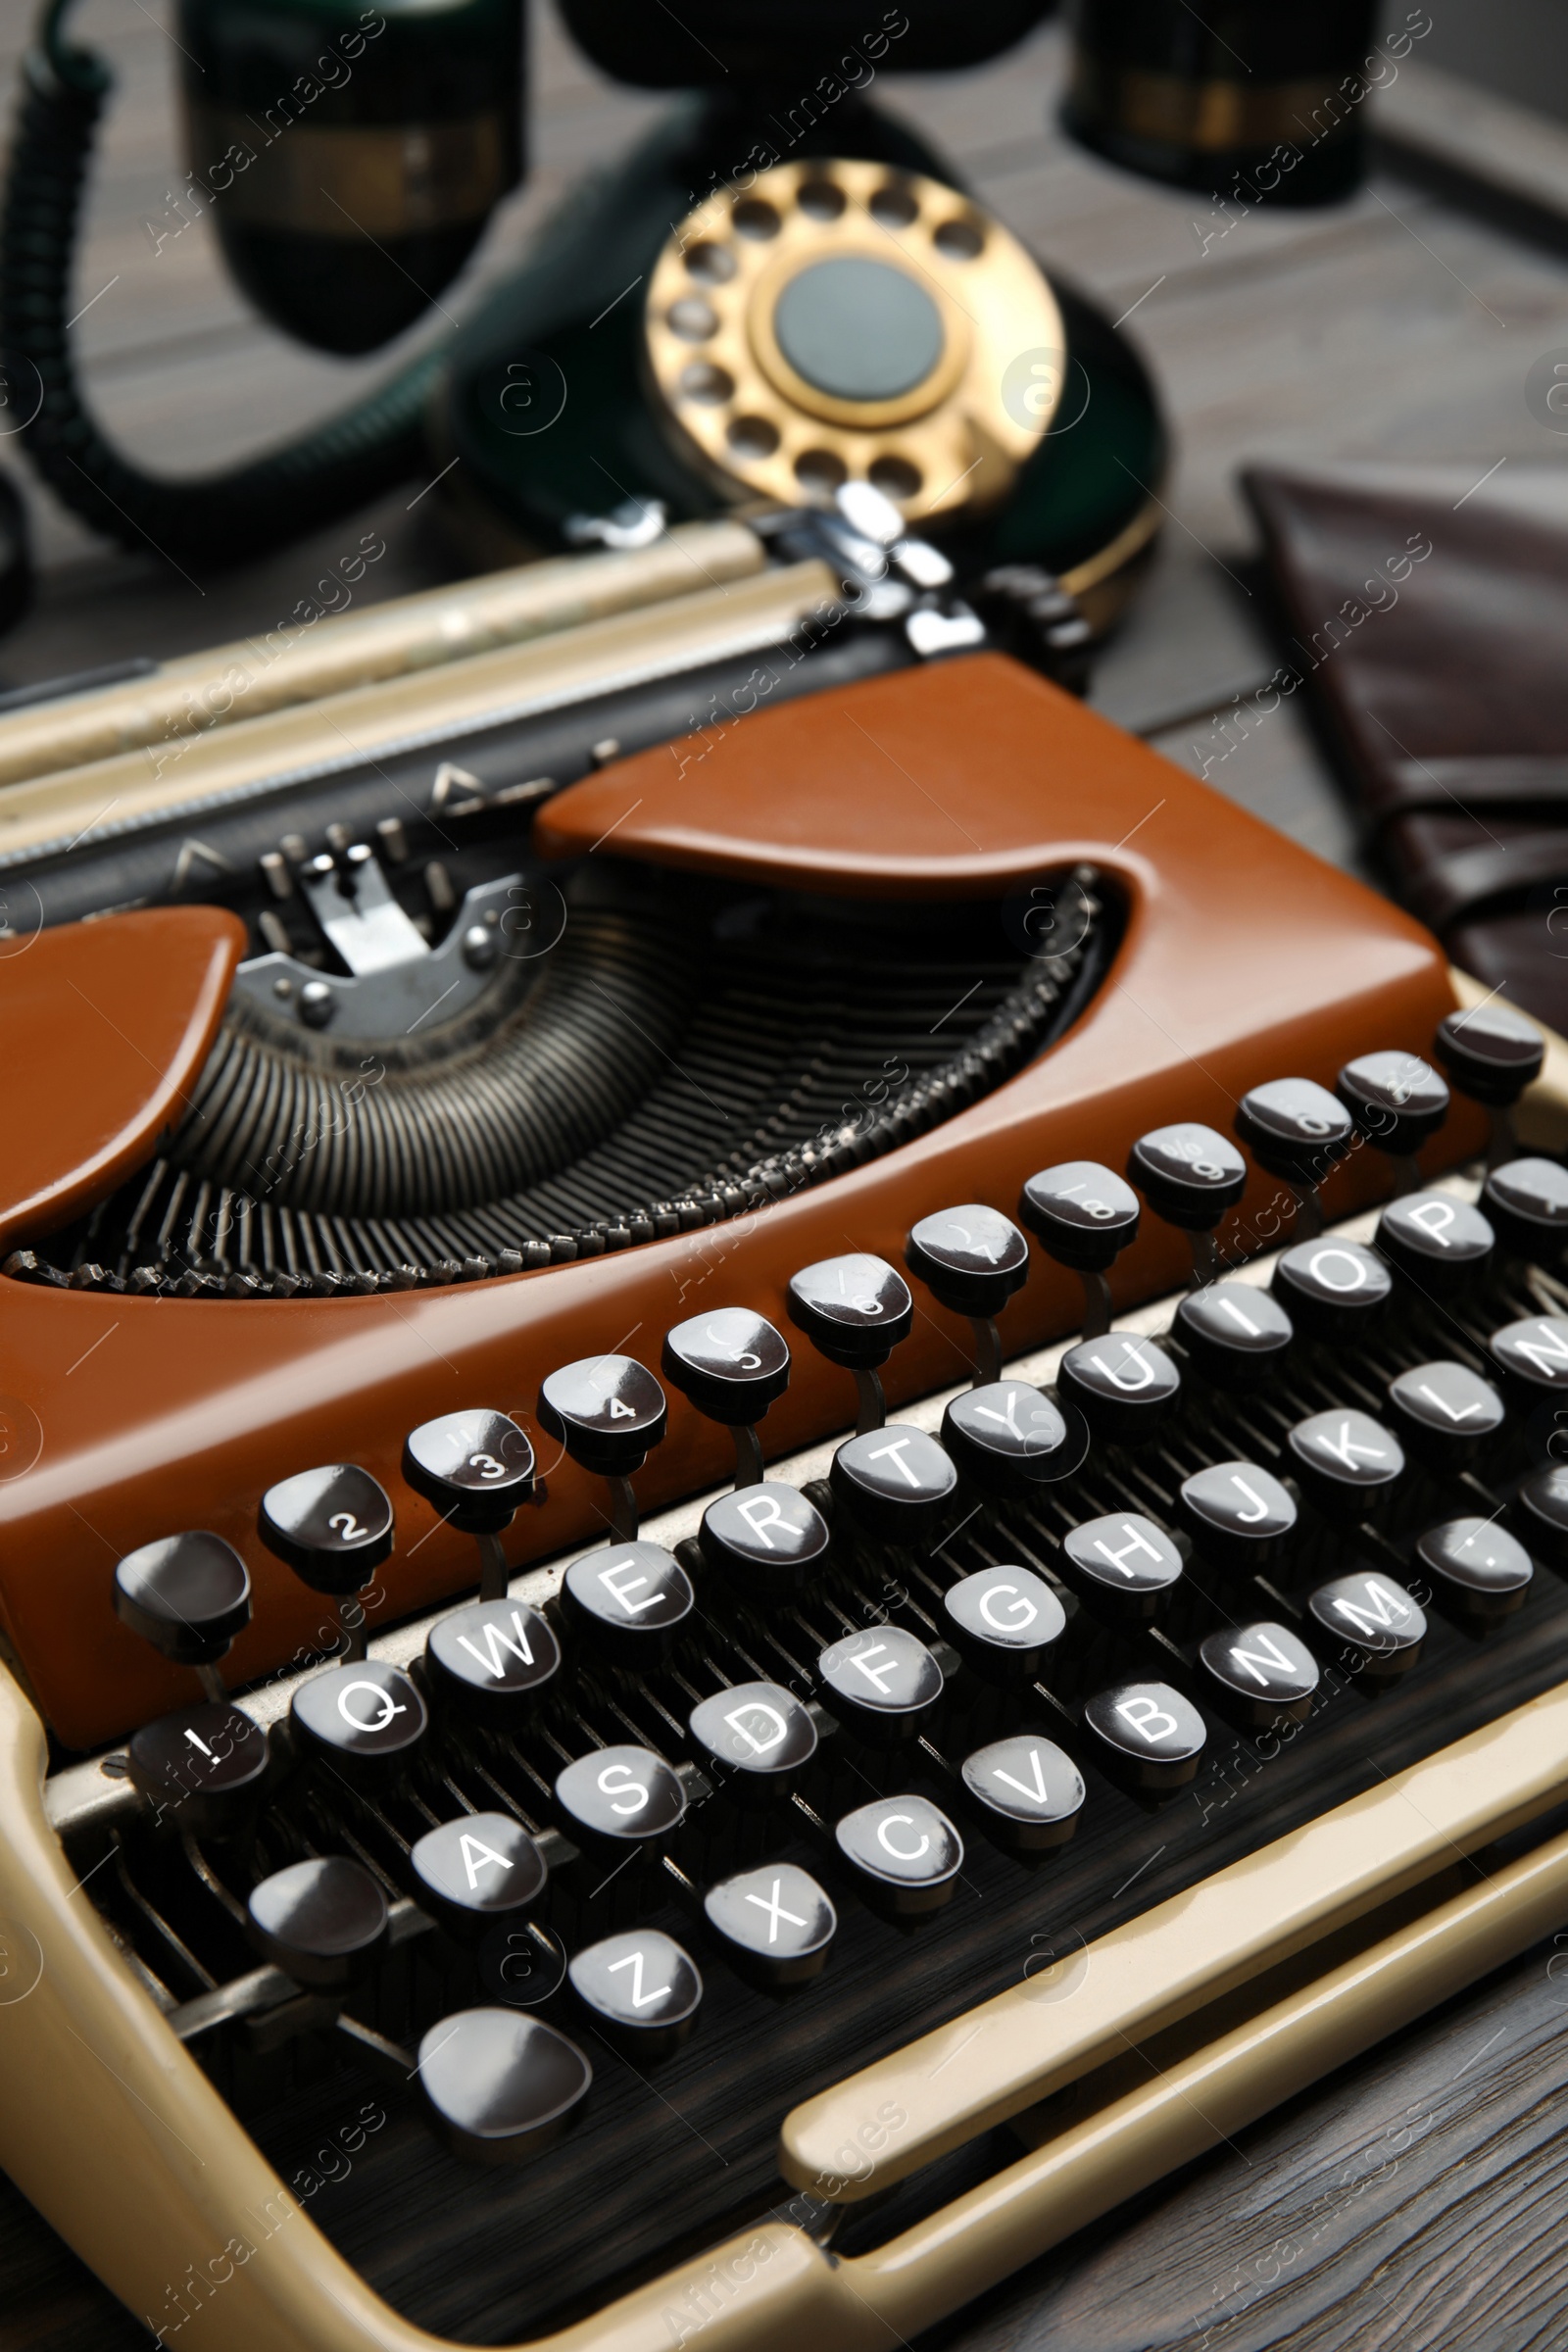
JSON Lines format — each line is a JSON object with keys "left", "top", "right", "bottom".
{"left": 0, "top": 0, "right": 1167, "bottom": 620}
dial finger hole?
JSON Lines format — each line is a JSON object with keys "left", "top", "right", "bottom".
{"left": 794, "top": 449, "right": 848, "bottom": 497}
{"left": 680, "top": 362, "right": 734, "bottom": 405}
{"left": 685, "top": 242, "right": 736, "bottom": 283}
{"left": 934, "top": 217, "right": 984, "bottom": 259}
{"left": 869, "top": 181, "right": 919, "bottom": 228}
{"left": 868, "top": 454, "right": 921, "bottom": 500}
{"left": 797, "top": 179, "right": 846, "bottom": 220}
{"left": 727, "top": 415, "right": 780, "bottom": 459}
{"left": 667, "top": 297, "right": 718, "bottom": 341}
{"left": 732, "top": 198, "right": 781, "bottom": 239}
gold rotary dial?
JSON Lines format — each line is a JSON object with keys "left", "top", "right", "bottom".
{"left": 645, "top": 158, "right": 1065, "bottom": 523}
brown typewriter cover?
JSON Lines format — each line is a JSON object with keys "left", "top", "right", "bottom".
{"left": 0, "top": 654, "right": 1465, "bottom": 1745}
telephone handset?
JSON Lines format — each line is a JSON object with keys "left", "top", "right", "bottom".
{"left": 0, "top": 0, "right": 1165, "bottom": 614}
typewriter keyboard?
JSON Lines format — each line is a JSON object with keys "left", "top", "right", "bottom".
{"left": 49, "top": 1014, "right": 1568, "bottom": 2344}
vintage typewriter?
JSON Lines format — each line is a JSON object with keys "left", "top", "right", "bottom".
{"left": 3, "top": 543, "right": 1568, "bottom": 2352}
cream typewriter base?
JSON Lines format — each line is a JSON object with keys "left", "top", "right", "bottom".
{"left": 9, "top": 1148, "right": 1568, "bottom": 2350}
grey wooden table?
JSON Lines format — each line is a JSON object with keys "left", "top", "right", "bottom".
{"left": 3, "top": 9, "right": 1568, "bottom": 2347}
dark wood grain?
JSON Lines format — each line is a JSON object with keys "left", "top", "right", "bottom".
{"left": 918, "top": 1931, "right": 1568, "bottom": 2352}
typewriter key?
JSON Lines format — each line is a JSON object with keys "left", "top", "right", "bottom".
{"left": 127, "top": 1700, "right": 269, "bottom": 1834}
{"left": 960, "top": 1734, "right": 1084, "bottom": 1854}
{"left": 1435, "top": 1002, "right": 1544, "bottom": 1104}
{"left": 291, "top": 1660, "right": 428, "bottom": 1783}
{"left": 1386, "top": 1361, "right": 1505, "bottom": 1471}
{"left": 829, "top": 1424, "right": 957, "bottom": 1544}
{"left": 402, "top": 1409, "right": 534, "bottom": 1599}
{"left": 259, "top": 1463, "right": 394, "bottom": 1661}
{"left": 1483, "top": 1158, "right": 1568, "bottom": 1261}
{"left": 662, "top": 1308, "right": 790, "bottom": 1484}
{"left": 1126, "top": 1124, "right": 1247, "bottom": 1284}
{"left": 425, "top": 1597, "right": 561, "bottom": 1725}
{"left": 787, "top": 1254, "right": 912, "bottom": 1431}
{"left": 1271, "top": 1239, "right": 1391, "bottom": 1340}
{"left": 1197, "top": 1622, "right": 1319, "bottom": 1732}
{"left": 1437, "top": 1001, "right": 1544, "bottom": 1167}
{"left": 554, "top": 1745, "right": 687, "bottom": 1852}
{"left": 1174, "top": 1282, "right": 1294, "bottom": 1390}
{"left": 562, "top": 1542, "right": 694, "bottom": 1662}
{"left": 1082, "top": 1680, "right": 1207, "bottom": 1792}
{"left": 687, "top": 1682, "right": 818, "bottom": 1799}
{"left": 568, "top": 1930, "right": 703, "bottom": 2059}
{"left": 1059, "top": 1511, "right": 1184, "bottom": 1626}
{"left": 113, "top": 1532, "right": 251, "bottom": 1699}
{"left": 539, "top": 1355, "right": 667, "bottom": 1539}
{"left": 1336, "top": 1051, "right": 1448, "bottom": 1187}
{"left": 416, "top": 2009, "right": 592, "bottom": 2165}
{"left": 816, "top": 1627, "right": 945, "bottom": 1744}
{"left": 1415, "top": 1519, "right": 1534, "bottom": 1624}
{"left": 834, "top": 1794, "right": 964, "bottom": 1918}
{"left": 906, "top": 1204, "right": 1029, "bottom": 1382}
{"left": 1288, "top": 1410, "right": 1404, "bottom": 1522}
{"left": 1235, "top": 1078, "right": 1353, "bottom": 1237}
{"left": 1376, "top": 1193, "right": 1494, "bottom": 1295}
{"left": 1019, "top": 1161, "right": 1140, "bottom": 1339}
{"left": 402, "top": 1409, "right": 534, "bottom": 1530}
{"left": 700, "top": 1477, "right": 827, "bottom": 1608}
{"left": 1513, "top": 1464, "right": 1568, "bottom": 1567}
{"left": 1489, "top": 1315, "right": 1568, "bottom": 1405}
{"left": 941, "top": 1380, "right": 1085, "bottom": 1496}
{"left": 410, "top": 1813, "right": 548, "bottom": 1941}
{"left": 662, "top": 1309, "right": 791, "bottom": 1423}
{"left": 1177, "top": 1461, "right": 1297, "bottom": 1572}
{"left": 942, "top": 1566, "right": 1065, "bottom": 1685}
{"left": 906, "top": 1205, "right": 1030, "bottom": 1314}
{"left": 259, "top": 1465, "right": 393, "bottom": 1593}
{"left": 1057, "top": 1334, "right": 1181, "bottom": 1446}
{"left": 704, "top": 1862, "right": 837, "bottom": 1988}
{"left": 699, "top": 1482, "right": 830, "bottom": 1600}
{"left": 787, "top": 1253, "right": 912, "bottom": 1368}
{"left": 1306, "top": 1570, "right": 1425, "bottom": 1679}
{"left": 246, "top": 1855, "right": 389, "bottom": 1988}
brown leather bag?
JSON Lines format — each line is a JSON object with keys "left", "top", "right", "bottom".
{"left": 1244, "top": 463, "right": 1568, "bottom": 1033}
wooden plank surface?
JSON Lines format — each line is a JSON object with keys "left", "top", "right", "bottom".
{"left": 918, "top": 1929, "right": 1568, "bottom": 2352}
{"left": 3, "top": 7, "right": 1568, "bottom": 2348}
